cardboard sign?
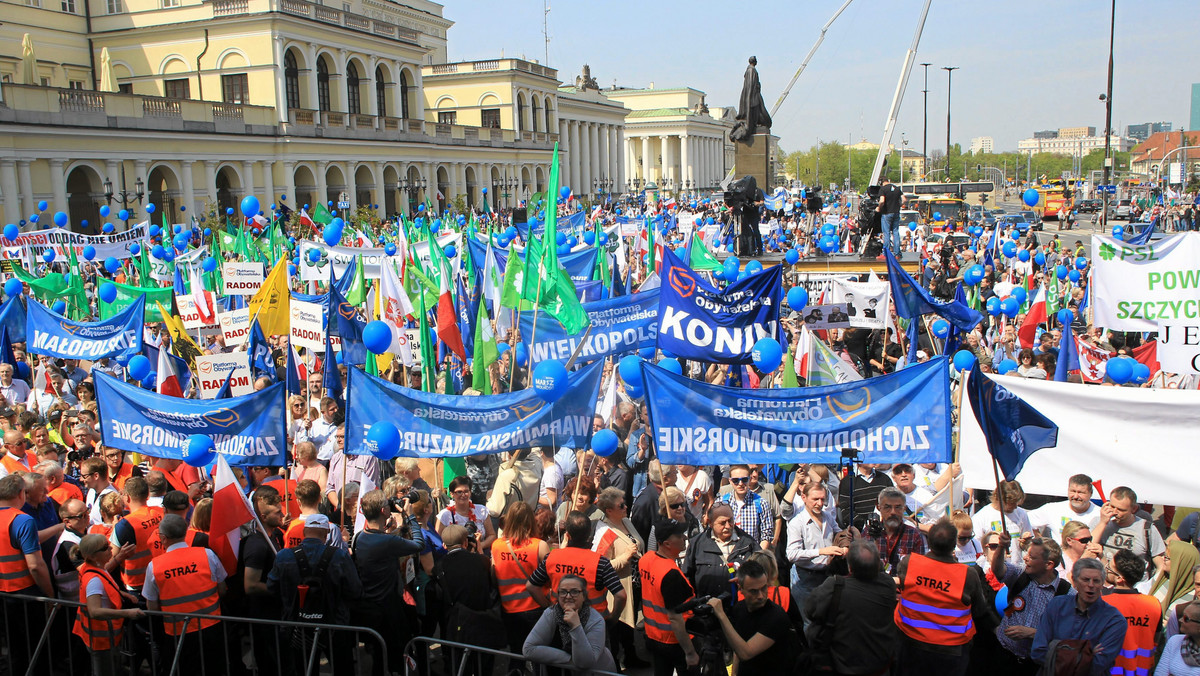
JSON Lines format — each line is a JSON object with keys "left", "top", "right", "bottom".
{"left": 222, "top": 262, "right": 265, "bottom": 295}
{"left": 194, "top": 352, "right": 253, "bottom": 399}
{"left": 218, "top": 307, "right": 251, "bottom": 347}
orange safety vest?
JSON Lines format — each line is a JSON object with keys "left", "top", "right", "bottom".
{"left": 544, "top": 546, "right": 608, "bottom": 614}
{"left": 151, "top": 546, "right": 221, "bottom": 636}
{"left": 74, "top": 564, "right": 125, "bottom": 650}
{"left": 88, "top": 523, "right": 113, "bottom": 539}
{"left": 0, "top": 453, "right": 31, "bottom": 476}
{"left": 1105, "top": 592, "right": 1161, "bottom": 676}
{"left": 737, "top": 585, "right": 792, "bottom": 613}
{"left": 119, "top": 506, "right": 164, "bottom": 589}
{"left": 493, "top": 537, "right": 542, "bottom": 614}
{"left": 148, "top": 527, "right": 201, "bottom": 560}
{"left": 0, "top": 507, "right": 35, "bottom": 592}
{"left": 109, "top": 463, "right": 134, "bottom": 491}
{"left": 262, "top": 477, "right": 301, "bottom": 520}
{"left": 283, "top": 518, "right": 307, "bottom": 549}
{"left": 49, "top": 482, "right": 84, "bottom": 505}
{"left": 639, "top": 551, "right": 693, "bottom": 645}
{"left": 894, "top": 553, "right": 975, "bottom": 645}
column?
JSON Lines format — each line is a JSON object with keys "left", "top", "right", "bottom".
{"left": 364, "top": 59, "right": 378, "bottom": 118}
{"left": 305, "top": 43, "right": 319, "bottom": 117}
{"left": 657, "top": 135, "right": 669, "bottom": 185}
{"left": 569, "top": 122, "right": 582, "bottom": 193}
{"left": 0, "top": 160, "right": 20, "bottom": 226}
{"left": 641, "top": 137, "right": 650, "bottom": 182}
{"left": 516, "top": 165, "right": 524, "bottom": 204}
{"left": 615, "top": 128, "right": 625, "bottom": 193}
{"left": 588, "top": 124, "right": 599, "bottom": 195}
{"left": 448, "top": 161, "right": 459, "bottom": 203}
{"left": 203, "top": 160, "right": 218, "bottom": 204}
{"left": 281, "top": 162, "right": 296, "bottom": 215}
{"left": 680, "top": 135, "right": 690, "bottom": 188}
{"left": 599, "top": 125, "right": 610, "bottom": 189}
{"left": 559, "top": 120, "right": 570, "bottom": 186}
{"left": 273, "top": 37, "right": 288, "bottom": 123}
{"left": 180, "top": 160, "right": 196, "bottom": 212}
{"left": 17, "top": 161, "right": 34, "bottom": 219}
{"left": 49, "top": 159, "right": 67, "bottom": 214}
{"left": 315, "top": 161, "right": 328, "bottom": 209}
{"left": 421, "top": 161, "right": 433, "bottom": 205}
{"left": 242, "top": 161, "right": 257, "bottom": 201}
{"left": 263, "top": 161, "right": 277, "bottom": 209}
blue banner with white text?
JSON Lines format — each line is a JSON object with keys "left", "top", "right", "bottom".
{"left": 94, "top": 372, "right": 287, "bottom": 466}
{"left": 520, "top": 290, "right": 659, "bottom": 365}
{"left": 642, "top": 356, "right": 953, "bottom": 465}
{"left": 467, "top": 238, "right": 599, "bottom": 286}
{"left": 655, "top": 247, "right": 781, "bottom": 364}
{"left": 27, "top": 296, "right": 144, "bottom": 360}
{"left": 345, "top": 361, "right": 603, "bottom": 458}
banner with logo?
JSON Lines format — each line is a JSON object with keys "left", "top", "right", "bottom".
{"left": 194, "top": 353, "right": 253, "bottom": 398}
{"left": 296, "top": 234, "right": 460, "bottom": 282}
{"left": 27, "top": 296, "right": 144, "bottom": 360}
{"left": 99, "top": 283, "right": 173, "bottom": 322}
{"left": 520, "top": 290, "right": 659, "bottom": 364}
{"left": 222, "top": 262, "right": 265, "bottom": 295}
{"left": 516, "top": 210, "right": 585, "bottom": 240}
{"left": 151, "top": 246, "right": 207, "bottom": 282}
{"left": 290, "top": 300, "right": 325, "bottom": 351}
{"left": 960, "top": 373, "right": 1200, "bottom": 507}
{"left": 642, "top": 356, "right": 952, "bottom": 465}
{"left": 0, "top": 223, "right": 150, "bottom": 262}
{"left": 218, "top": 307, "right": 251, "bottom": 347}
{"left": 656, "top": 247, "right": 781, "bottom": 364}
{"left": 1090, "top": 233, "right": 1200, "bottom": 331}
{"left": 829, "top": 278, "right": 890, "bottom": 329}
{"left": 345, "top": 361, "right": 603, "bottom": 458}
{"left": 175, "top": 292, "right": 219, "bottom": 332}
{"left": 467, "top": 238, "right": 600, "bottom": 286}
{"left": 94, "top": 372, "right": 286, "bottom": 465}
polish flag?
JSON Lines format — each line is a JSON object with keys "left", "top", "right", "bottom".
{"left": 43, "top": 370, "right": 58, "bottom": 396}
{"left": 434, "top": 252, "right": 466, "bottom": 361}
{"left": 1017, "top": 286, "right": 1047, "bottom": 349}
{"left": 156, "top": 342, "right": 184, "bottom": 397}
{"left": 209, "top": 454, "right": 256, "bottom": 573}
{"left": 250, "top": 214, "right": 270, "bottom": 228}
{"left": 794, "top": 327, "right": 813, "bottom": 382}
{"left": 189, "top": 267, "right": 217, "bottom": 326}
{"left": 299, "top": 209, "right": 318, "bottom": 233}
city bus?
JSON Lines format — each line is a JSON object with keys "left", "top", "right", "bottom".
{"left": 912, "top": 196, "right": 967, "bottom": 229}
{"left": 1038, "top": 178, "right": 1083, "bottom": 221}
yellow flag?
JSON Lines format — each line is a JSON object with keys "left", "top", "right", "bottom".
{"left": 249, "top": 257, "right": 291, "bottom": 336}
{"left": 154, "top": 301, "right": 204, "bottom": 371}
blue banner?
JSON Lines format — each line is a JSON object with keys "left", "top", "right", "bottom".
{"left": 516, "top": 210, "right": 585, "bottom": 240}
{"left": 520, "top": 290, "right": 659, "bottom": 365}
{"left": 642, "top": 356, "right": 954, "bottom": 465}
{"left": 965, "top": 363, "right": 1058, "bottom": 481}
{"left": 345, "top": 361, "right": 603, "bottom": 458}
{"left": 467, "top": 238, "right": 599, "bottom": 286}
{"left": 655, "top": 247, "right": 781, "bottom": 364}
{"left": 0, "top": 297, "right": 25, "bottom": 344}
{"left": 94, "top": 372, "right": 287, "bottom": 466}
{"left": 27, "top": 296, "right": 144, "bottom": 360}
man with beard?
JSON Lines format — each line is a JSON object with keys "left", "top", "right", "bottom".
{"left": 868, "top": 488, "right": 925, "bottom": 578}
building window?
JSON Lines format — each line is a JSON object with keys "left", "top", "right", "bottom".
{"left": 162, "top": 0, "right": 179, "bottom": 6}
{"left": 399, "top": 71, "right": 410, "bottom": 119}
{"left": 316, "top": 59, "right": 330, "bottom": 112}
{"left": 69, "top": 80, "right": 84, "bottom": 90}
{"left": 284, "top": 51, "right": 300, "bottom": 110}
{"left": 26, "top": 0, "right": 42, "bottom": 7}
{"left": 106, "top": 0, "right": 124, "bottom": 13}
{"left": 61, "top": 0, "right": 76, "bottom": 12}
{"left": 438, "top": 111, "right": 456, "bottom": 125}
{"left": 346, "top": 62, "right": 360, "bottom": 115}
{"left": 164, "top": 78, "right": 190, "bottom": 99}
{"left": 481, "top": 108, "right": 500, "bottom": 129}
{"left": 374, "top": 67, "right": 386, "bottom": 117}
{"left": 41, "top": 77, "right": 51, "bottom": 87}
{"left": 118, "top": 83, "right": 132, "bottom": 94}
{"left": 221, "top": 73, "right": 248, "bottom": 105}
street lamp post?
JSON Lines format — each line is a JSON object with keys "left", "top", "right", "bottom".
{"left": 920, "top": 63, "right": 931, "bottom": 180}
{"left": 1100, "top": 0, "right": 1116, "bottom": 228}
{"left": 103, "top": 164, "right": 145, "bottom": 226}
{"left": 942, "top": 66, "right": 959, "bottom": 177}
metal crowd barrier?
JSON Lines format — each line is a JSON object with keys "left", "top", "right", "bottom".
{"left": 0, "top": 592, "right": 388, "bottom": 676}
{"left": 402, "top": 636, "right": 624, "bottom": 676}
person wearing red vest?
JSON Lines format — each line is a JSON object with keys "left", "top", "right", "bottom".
{"left": 144, "top": 514, "right": 228, "bottom": 671}
{"left": 250, "top": 467, "right": 301, "bottom": 521}
{"left": 893, "top": 518, "right": 988, "bottom": 676}
{"left": 111, "top": 476, "right": 164, "bottom": 592}
{"left": 1105, "top": 549, "right": 1162, "bottom": 676}
{"left": 640, "top": 517, "right": 699, "bottom": 674}
{"left": 74, "top": 533, "right": 144, "bottom": 675}
{"left": 492, "top": 501, "right": 551, "bottom": 654}
{"left": 526, "top": 511, "right": 627, "bottom": 620}
{"left": 0, "top": 474, "right": 54, "bottom": 673}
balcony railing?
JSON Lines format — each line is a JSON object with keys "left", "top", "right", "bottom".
{"left": 212, "top": 0, "right": 247, "bottom": 16}
{"left": 277, "top": 0, "right": 419, "bottom": 44}
{"left": 59, "top": 90, "right": 104, "bottom": 113}
{"left": 423, "top": 58, "right": 558, "bottom": 81}
{"left": 143, "top": 98, "right": 181, "bottom": 117}
{"left": 212, "top": 103, "right": 244, "bottom": 119}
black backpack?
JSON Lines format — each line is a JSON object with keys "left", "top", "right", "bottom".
{"left": 290, "top": 545, "right": 337, "bottom": 623}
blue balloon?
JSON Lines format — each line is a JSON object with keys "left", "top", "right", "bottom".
{"left": 986, "top": 297, "right": 1002, "bottom": 316}
{"left": 584, "top": 231, "right": 596, "bottom": 245}
{"left": 145, "top": 203, "right": 156, "bottom": 215}
{"left": 820, "top": 235, "right": 838, "bottom": 253}
{"left": 1010, "top": 286, "right": 1027, "bottom": 306}
{"left": 658, "top": 357, "right": 682, "bottom": 375}
{"left": 173, "top": 224, "right": 182, "bottom": 234}
{"left": 1111, "top": 225, "right": 1124, "bottom": 240}
{"left": 164, "top": 251, "right": 175, "bottom": 263}
{"left": 202, "top": 256, "right": 217, "bottom": 273}
{"left": 737, "top": 270, "right": 751, "bottom": 282}
{"left": 1002, "top": 241, "right": 1018, "bottom": 258}
{"left": 102, "top": 223, "right": 114, "bottom": 234}
{"left": 226, "top": 207, "right": 235, "bottom": 216}
{"left": 592, "top": 429, "right": 619, "bottom": 458}
{"left": 785, "top": 249, "right": 800, "bottom": 265}
{"left": 51, "top": 300, "right": 66, "bottom": 315}
{"left": 104, "top": 257, "right": 120, "bottom": 274}
{"left": 1022, "top": 188, "right": 1039, "bottom": 207}
{"left": 99, "top": 205, "right": 111, "bottom": 218}
{"left": 1057, "top": 309, "right": 1074, "bottom": 326}
{"left": 998, "top": 358, "right": 1018, "bottom": 375}
{"left": 127, "top": 355, "right": 152, "bottom": 381}
{"left": 931, "top": 319, "right": 950, "bottom": 338}
{"left": 366, "top": 422, "right": 401, "bottom": 460}
{"left": 29, "top": 214, "right": 38, "bottom": 224}
{"left": 118, "top": 209, "right": 129, "bottom": 221}
{"left": 994, "top": 585, "right": 1010, "bottom": 617}
{"left": 3, "top": 279, "right": 22, "bottom": 297}
{"left": 1001, "top": 296, "right": 1020, "bottom": 318}
{"left": 560, "top": 186, "right": 572, "bottom": 200}
{"left": 1068, "top": 269, "right": 1081, "bottom": 283}
{"left": 385, "top": 243, "right": 397, "bottom": 256}
{"left": 566, "top": 236, "right": 578, "bottom": 248}
{"left": 752, "top": 338, "right": 783, "bottom": 373}
{"left": 1132, "top": 362, "right": 1151, "bottom": 384}
{"left": 1075, "top": 257, "right": 1088, "bottom": 271}
{"left": 3, "top": 224, "right": 17, "bottom": 241}
{"left": 288, "top": 264, "right": 297, "bottom": 276}
{"left": 556, "top": 232, "right": 567, "bottom": 246}
{"left": 1056, "top": 265, "right": 1069, "bottom": 280}
{"left": 745, "top": 260, "right": 763, "bottom": 275}
{"left": 964, "top": 264, "right": 984, "bottom": 286}
{"left": 624, "top": 383, "right": 644, "bottom": 399}
{"left": 619, "top": 355, "right": 644, "bottom": 386}
{"left": 445, "top": 244, "right": 457, "bottom": 259}
{"left": 933, "top": 212, "right": 943, "bottom": 221}
{"left": 638, "top": 347, "right": 656, "bottom": 360}
{"left": 1017, "top": 249, "right": 1030, "bottom": 263}
{"left": 82, "top": 245, "right": 97, "bottom": 261}
{"left": 129, "top": 243, "right": 141, "bottom": 257}
{"left": 599, "top": 233, "right": 609, "bottom": 245}
{"left": 787, "top": 286, "right": 809, "bottom": 309}
{"left": 53, "top": 211, "right": 68, "bottom": 227}
{"left": 37, "top": 200, "right": 48, "bottom": 212}
{"left": 1107, "top": 356, "right": 1133, "bottom": 384}
{"left": 532, "top": 360, "right": 569, "bottom": 403}
{"left": 1034, "top": 252, "right": 1046, "bottom": 266}
{"left": 149, "top": 225, "right": 161, "bottom": 237}
{"left": 323, "top": 225, "right": 342, "bottom": 246}
{"left": 184, "top": 435, "right": 216, "bottom": 468}
{"left": 42, "top": 250, "right": 55, "bottom": 263}
{"left": 98, "top": 282, "right": 117, "bottom": 304}
{"left": 953, "top": 350, "right": 977, "bottom": 372}
{"left": 724, "top": 256, "right": 740, "bottom": 273}
{"left": 363, "top": 320, "right": 392, "bottom": 354}
{"left": 515, "top": 342, "right": 529, "bottom": 367}
{"left": 152, "top": 245, "right": 166, "bottom": 260}
{"left": 308, "top": 249, "right": 321, "bottom": 263}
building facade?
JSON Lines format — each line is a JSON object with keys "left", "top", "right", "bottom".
{"left": 1017, "top": 133, "right": 1134, "bottom": 156}
{"left": 0, "top": 0, "right": 627, "bottom": 229}
{"left": 968, "top": 136, "right": 993, "bottom": 154}
{"left": 1126, "top": 122, "right": 1172, "bottom": 143}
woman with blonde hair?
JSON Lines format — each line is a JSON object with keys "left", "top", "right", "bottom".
{"left": 1059, "top": 520, "right": 1099, "bottom": 583}
{"left": 189, "top": 497, "right": 213, "bottom": 533}
{"left": 493, "top": 500, "right": 551, "bottom": 656}
{"left": 290, "top": 440, "right": 328, "bottom": 487}
{"left": 646, "top": 486, "right": 700, "bottom": 555}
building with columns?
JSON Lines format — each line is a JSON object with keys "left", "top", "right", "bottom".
{"left": 0, "top": 0, "right": 626, "bottom": 229}
{"left": 556, "top": 67, "right": 628, "bottom": 201}
{"left": 603, "top": 86, "right": 734, "bottom": 194}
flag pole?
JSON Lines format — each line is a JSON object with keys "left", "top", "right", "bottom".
{"left": 340, "top": 456, "right": 349, "bottom": 533}
{"left": 523, "top": 269, "right": 548, "bottom": 389}
{"left": 990, "top": 456, "right": 1009, "bottom": 537}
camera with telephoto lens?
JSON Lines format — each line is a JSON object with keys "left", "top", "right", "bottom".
{"left": 387, "top": 489, "right": 420, "bottom": 513}
{"left": 865, "top": 514, "right": 885, "bottom": 537}
{"left": 66, "top": 446, "right": 94, "bottom": 465}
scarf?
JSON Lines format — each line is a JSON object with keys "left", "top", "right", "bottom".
{"left": 552, "top": 603, "right": 592, "bottom": 654}
{"left": 1183, "top": 635, "right": 1200, "bottom": 668}
{"left": 1153, "top": 541, "right": 1200, "bottom": 613}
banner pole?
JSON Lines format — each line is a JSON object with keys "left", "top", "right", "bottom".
{"left": 990, "top": 455, "right": 1009, "bottom": 537}
{"left": 523, "top": 269, "right": 548, "bottom": 389}
{"left": 948, "top": 375, "right": 965, "bottom": 514}
{"left": 340, "top": 455, "right": 349, "bottom": 533}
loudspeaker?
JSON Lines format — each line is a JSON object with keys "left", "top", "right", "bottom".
{"left": 512, "top": 207, "right": 528, "bottom": 224}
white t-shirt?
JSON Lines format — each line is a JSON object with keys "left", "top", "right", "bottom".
{"left": 973, "top": 504, "right": 1032, "bottom": 561}
{"left": 1030, "top": 500, "right": 1102, "bottom": 543}
{"left": 539, "top": 463, "right": 564, "bottom": 509}
{"left": 676, "top": 469, "right": 713, "bottom": 521}
{"left": 86, "top": 485, "right": 117, "bottom": 526}
{"left": 913, "top": 464, "right": 967, "bottom": 521}
{"left": 437, "top": 503, "right": 488, "bottom": 533}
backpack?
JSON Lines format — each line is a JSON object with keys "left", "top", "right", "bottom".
{"left": 1039, "top": 638, "right": 1093, "bottom": 676}
{"left": 290, "top": 544, "right": 338, "bottom": 623}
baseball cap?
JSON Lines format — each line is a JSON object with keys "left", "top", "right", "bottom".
{"left": 655, "top": 518, "right": 688, "bottom": 541}
{"left": 304, "top": 514, "right": 331, "bottom": 531}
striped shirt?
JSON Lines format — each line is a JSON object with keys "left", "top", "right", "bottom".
{"left": 718, "top": 491, "right": 773, "bottom": 544}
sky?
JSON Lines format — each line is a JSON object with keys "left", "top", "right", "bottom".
{"left": 442, "top": 0, "right": 1200, "bottom": 154}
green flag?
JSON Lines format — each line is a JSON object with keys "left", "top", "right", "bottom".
{"left": 688, "top": 234, "right": 723, "bottom": 272}
{"left": 417, "top": 287, "right": 437, "bottom": 393}
{"left": 99, "top": 281, "right": 173, "bottom": 321}
{"left": 499, "top": 242, "right": 527, "bottom": 310}
{"left": 471, "top": 300, "right": 499, "bottom": 395}
{"left": 345, "top": 254, "right": 367, "bottom": 307}
{"left": 1046, "top": 270, "right": 1061, "bottom": 318}
{"left": 312, "top": 202, "right": 334, "bottom": 226}
{"left": 14, "top": 265, "right": 87, "bottom": 319}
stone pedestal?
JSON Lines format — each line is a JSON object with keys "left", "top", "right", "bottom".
{"left": 734, "top": 133, "right": 774, "bottom": 190}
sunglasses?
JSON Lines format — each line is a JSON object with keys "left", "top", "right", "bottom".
{"left": 669, "top": 502, "right": 686, "bottom": 510}
{"left": 729, "top": 477, "right": 750, "bottom": 485}
{"left": 957, "top": 535, "right": 973, "bottom": 543}
{"left": 1072, "top": 536, "right": 1093, "bottom": 545}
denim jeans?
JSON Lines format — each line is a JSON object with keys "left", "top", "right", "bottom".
{"left": 881, "top": 212, "right": 901, "bottom": 253}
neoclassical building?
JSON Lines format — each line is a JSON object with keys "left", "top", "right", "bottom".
{"left": 0, "top": 0, "right": 629, "bottom": 229}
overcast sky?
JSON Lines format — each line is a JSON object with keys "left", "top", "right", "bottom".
{"left": 444, "top": 0, "right": 1199, "bottom": 153}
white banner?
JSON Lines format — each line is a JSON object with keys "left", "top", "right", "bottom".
{"left": 222, "top": 262, "right": 265, "bottom": 295}
{"left": 175, "top": 292, "right": 219, "bottom": 331}
{"left": 829, "top": 278, "right": 889, "bottom": 329}
{"left": 289, "top": 300, "right": 325, "bottom": 351}
{"left": 961, "top": 375, "right": 1200, "bottom": 507}
{"left": 408, "top": 233, "right": 463, "bottom": 280}
{"left": 1157, "top": 324, "right": 1200, "bottom": 374}
{"left": 194, "top": 353, "right": 253, "bottom": 399}
{"left": 0, "top": 223, "right": 150, "bottom": 261}
{"left": 218, "top": 307, "right": 251, "bottom": 347}
{"left": 1090, "top": 233, "right": 1200, "bottom": 331}
{"left": 150, "top": 246, "right": 207, "bottom": 282}
{"left": 296, "top": 233, "right": 460, "bottom": 283}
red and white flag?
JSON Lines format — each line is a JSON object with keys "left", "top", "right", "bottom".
{"left": 1075, "top": 338, "right": 1111, "bottom": 383}
{"left": 298, "top": 209, "right": 317, "bottom": 233}
{"left": 433, "top": 246, "right": 466, "bottom": 361}
{"left": 249, "top": 214, "right": 270, "bottom": 229}
{"left": 794, "top": 326, "right": 813, "bottom": 382}
{"left": 209, "top": 454, "right": 256, "bottom": 573}
{"left": 189, "top": 267, "right": 217, "bottom": 326}
{"left": 1017, "top": 286, "right": 1047, "bottom": 349}
{"left": 157, "top": 341, "right": 184, "bottom": 397}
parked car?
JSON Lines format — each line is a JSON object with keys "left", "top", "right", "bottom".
{"left": 1019, "top": 210, "right": 1042, "bottom": 231}
{"left": 997, "top": 214, "right": 1029, "bottom": 234}
{"left": 1108, "top": 199, "right": 1133, "bottom": 220}
{"left": 1075, "top": 199, "right": 1102, "bottom": 213}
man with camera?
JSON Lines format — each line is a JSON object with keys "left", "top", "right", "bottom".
{"left": 705, "top": 559, "right": 793, "bottom": 672}
{"left": 867, "top": 488, "right": 926, "bottom": 578}
{"left": 351, "top": 489, "right": 426, "bottom": 676}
